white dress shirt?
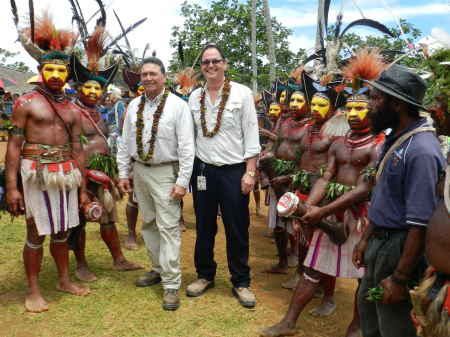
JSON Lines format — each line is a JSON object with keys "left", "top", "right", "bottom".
{"left": 189, "top": 81, "right": 261, "bottom": 166}
{"left": 117, "top": 89, "right": 195, "bottom": 188}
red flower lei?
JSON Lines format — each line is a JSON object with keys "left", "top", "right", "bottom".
{"left": 200, "top": 78, "right": 231, "bottom": 137}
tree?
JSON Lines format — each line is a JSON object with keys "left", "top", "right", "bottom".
{"left": 0, "top": 48, "right": 30, "bottom": 72}
{"left": 329, "top": 19, "right": 425, "bottom": 69}
{"left": 250, "top": 0, "right": 257, "bottom": 93}
{"left": 262, "top": 0, "right": 276, "bottom": 84}
{"left": 169, "top": 0, "right": 303, "bottom": 88}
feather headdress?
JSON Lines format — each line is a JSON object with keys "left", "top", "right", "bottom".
{"left": 172, "top": 67, "right": 199, "bottom": 101}
{"left": 342, "top": 48, "right": 386, "bottom": 101}
{"left": 17, "top": 9, "right": 77, "bottom": 65}
{"left": 71, "top": 18, "right": 118, "bottom": 87}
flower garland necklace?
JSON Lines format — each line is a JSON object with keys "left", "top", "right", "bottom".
{"left": 200, "top": 78, "right": 231, "bottom": 137}
{"left": 136, "top": 88, "right": 169, "bottom": 161}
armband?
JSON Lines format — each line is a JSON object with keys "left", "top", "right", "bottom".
{"left": 8, "top": 125, "right": 25, "bottom": 136}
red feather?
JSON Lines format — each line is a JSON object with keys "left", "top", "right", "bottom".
{"left": 86, "top": 26, "right": 107, "bottom": 72}
{"left": 342, "top": 48, "right": 386, "bottom": 83}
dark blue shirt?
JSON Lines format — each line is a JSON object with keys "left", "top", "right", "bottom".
{"left": 368, "top": 118, "right": 445, "bottom": 229}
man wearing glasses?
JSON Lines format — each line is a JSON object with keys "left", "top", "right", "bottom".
{"left": 186, "top": 45, "right": 261, "bottom": 308}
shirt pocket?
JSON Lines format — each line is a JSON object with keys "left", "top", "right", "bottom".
{"left": 223, "top": 101, "right": 241, "bottom": 129}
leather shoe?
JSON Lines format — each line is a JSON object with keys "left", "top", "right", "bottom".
{"left": 162, "top": 289, "right": 180, "bottom": 311}
{"left": 232, "top": 287, "right": 256, "bottom": 308}
{"left": 186, "top": 279, "right": 214, "bottom": 297}
{"left": 135, "top": 270, "right": 161, "bottom": 287}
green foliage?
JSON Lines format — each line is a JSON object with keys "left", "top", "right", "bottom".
{"left": 291, "top": 169, "right": 313, "bottom": 193}
{"left": 0, "top": 48, "right": 31, "bottom": 72}
{"left": 367, "top": 287, "right": 384, "bottom": 302}
{"left": 361, "top": 165, "right": 377, "bottom": 184}
{"left": 270, "top": 158, "right": 297, "bottom": 176}
{"left": 422, "top": 48, "right": 450, "bottom": 108}
{"left": 325, "top": 181, "right": 352, "bottom": 201}
{"left": 87, "top": 153, "right": 118, "bottom": 179}
{"left": 169, "top": 0, "right": 305, "bottom": 88}
{"left": 329, "top": 19, "right": 424, "bottom": 69}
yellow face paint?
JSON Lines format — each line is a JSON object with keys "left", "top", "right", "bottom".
{"left": 80, "top": 81, "right": 103, "bottom": 105}
{"left": 269, "top": 103, "right": 281, "bottom": 117}
{"left": 279, "top": 90, "right": 287, "bottom": 105}
{"left": 345, "top": 100, "right": 369, "bottom": 122}
{"left": 41, "top": 63, "right": 69, "bottom": 85}
{"left": 311, "top": 95, "right": 330, "bottom": 119}
{"left": 137, "top": 85, "right": 145, "bottom": 96}
{"left": 289, "top": 92, "right": 306, "bottom": 110}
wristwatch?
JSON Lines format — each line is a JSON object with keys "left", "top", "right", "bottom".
{"left": 246, "top": 170, "right": 256, "bottom": 177}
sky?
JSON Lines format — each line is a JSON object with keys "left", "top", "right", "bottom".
{"left": 0, "top": 0, "right": 449, "bottom": 72}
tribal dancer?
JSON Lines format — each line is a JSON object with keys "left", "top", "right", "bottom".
{"left": 5, "top": 5, "right": 90, "bottom": 312}
{"left": 261, "top": 49, "right": 384, "bottom": 337}
{"left": 259, "top": 70, "right": 311, "bottom": 275}
{"left": 68, "top": 22, "right": 143, "bottom": 282}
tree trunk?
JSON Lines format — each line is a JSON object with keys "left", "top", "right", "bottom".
{"left": 263, "top": 0, "right": 276, "bottom": 83}
{"left": 251, "top": 0, "right": 258, "bottom": 93}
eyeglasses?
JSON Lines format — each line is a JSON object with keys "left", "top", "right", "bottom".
{"left": 200, "top": 59, "right": 224, "bottom": 66}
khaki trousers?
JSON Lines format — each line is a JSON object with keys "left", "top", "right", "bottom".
{"left": 133, "top": 161, "right": 181, "bottom": 289}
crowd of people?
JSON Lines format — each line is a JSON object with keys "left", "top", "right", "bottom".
{"left": 2, "top": 2, "right": 450, "bottom": 337}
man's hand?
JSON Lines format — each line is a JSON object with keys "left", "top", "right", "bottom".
{"left": 6, "top": 188, "right": 24, "bottom": 216}
{"left": 170, "top": 184, "right": 186, "bottom": 200}
{"left": 352, "top": 239, "right": 369, "bottom": 269}
{"left": 270, "top": 175, "right": 291, "bottom": 187}
{"left": 380, "top": 276, "right": 409, "bottom": 304}
{"left": 241, "top": 173, "right": 256, "bottom": 195}
{"left": 118, "top": 178, "right": 132, "bottom": 194}
{"left": 259, "top": 128, "right": 277, "bottom": 141}
{"left": 301, "top": 205, "right": 324, "bottom": 225}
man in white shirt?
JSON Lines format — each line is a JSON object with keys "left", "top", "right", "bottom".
{"left": 117, "top": 57, "right": 195, "bottom": 311}
{"left": 186, "top": 45, "right": 261, "bottom": 308}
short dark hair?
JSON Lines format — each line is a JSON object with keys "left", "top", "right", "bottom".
{"left": 199, "top": 44, "right": 226, "bottom": 61}
{"left": 141, "top": 57, "right": 166, "bottom": 75}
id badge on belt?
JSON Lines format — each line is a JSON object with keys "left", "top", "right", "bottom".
{"left": 197, "top": 163, "right": 207, "bottom": 191}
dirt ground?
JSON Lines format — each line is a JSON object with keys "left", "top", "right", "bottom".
{"left": 0, "top": 141, "right": 358, "bottom": 337}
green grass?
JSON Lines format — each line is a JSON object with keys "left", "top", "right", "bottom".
{"left": 0, "top": 198, "right": 356, "bottom": 337}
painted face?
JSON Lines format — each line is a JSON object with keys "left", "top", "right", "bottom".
{"left": 137, "top": 85, "right": 145, "bottom": 96}
{"left": 345, "top": 99, "right": 369, "bottom": 130}
{"left": 289, "top": 92, "right": 306, "bottom": 110}
{"left": 279, "top": 90, "right": 287, "bottom": 105}
{"left": 41, "top": 63, "right": 69, "bottom": 91}
{"left": 311, "top": 94, "right": 331, "bottom": 121}
{"left": 268, "top": 103, "right": 281, "bottom": 117}
{"left": 79, "top": 80, "right": 103, "bottom": 106}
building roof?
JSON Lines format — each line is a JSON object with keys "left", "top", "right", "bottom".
{"left": 0, "top": 65, "right": 37, "bottom": 94}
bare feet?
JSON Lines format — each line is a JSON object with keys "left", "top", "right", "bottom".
{"left": 75, "top": 266, "right": 98, "bottom": 283}
{"left": 309, "top": 298, "right": 336, "bottom": 317}
{"left": 263, "top": 264, "right": 289, "bottom": 274}
{"left": 25, "top": 292, "right": 49, "bottom": 313}
{"left": 56, "top": 281, "right": 90, "bottom": 296}
{"left": 260, "top": 321, "right": 296, "bottom": 337}
{"left": 112, "top": 259, "right": 144, "bottom": 271}
{"left": 124, "top": 237, "right": 139, "bottom": 251}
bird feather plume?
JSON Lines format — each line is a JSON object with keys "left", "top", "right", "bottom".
{"left": 86, "top": 26, "right": 107, "bottom": 72}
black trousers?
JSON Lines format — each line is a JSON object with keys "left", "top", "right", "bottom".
{"left": 191, "top": 158, "right": 251, "bottom": 288}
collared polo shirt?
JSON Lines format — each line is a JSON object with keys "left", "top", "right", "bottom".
{"left": 368, "top": 118, "right": 445, "bottom": 229}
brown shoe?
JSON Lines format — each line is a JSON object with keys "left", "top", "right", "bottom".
{"left": 162, "top": 289, "right": 180, "bottom": 311}
{"left": 135, "top": 270, "right": 161, "bottom": 287}
{"left": 186, "top": 279, "right": 214, "bottom": 297}
{"left": 232, "top": 287, "right": 256, "bottom": 308}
